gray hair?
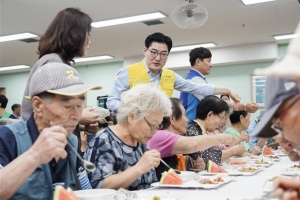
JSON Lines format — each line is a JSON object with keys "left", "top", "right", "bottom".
{"left": 117, "top": 84, "right": 172, "bottom": 124}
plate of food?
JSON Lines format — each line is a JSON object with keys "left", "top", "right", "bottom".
{"left": 263, "top": 155, "right": 280, "bottom": 161}
{"left": 252, "top": 159, "right": 273, "bottom": 167}
{"left": 151, "top": 176, "right": 234, "bottom": 189}
{"left": 281, "top": 165, "right": 300, "bottom": 176}
{"left": 237, "top": 166, "right": 262, "bottom": 176}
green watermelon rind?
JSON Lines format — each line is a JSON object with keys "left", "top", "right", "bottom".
{"left": 207, "top": 160, "right": 227, "bottom": 173}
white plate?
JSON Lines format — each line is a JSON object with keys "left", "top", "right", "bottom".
{"left": 262, "top": 155, "right": 281, "bottom": 161}
{"left": 280, "top": 171, "right": 300, "bottom": 176}
{"left": 198, "top": 170, "right": 242, "bottom": 176}
{"left": 136, "top": 191, "right": 185, "bottom": 200}
{"left": 262, "top": 181, "right": 274, "bottom": 193}
{"left": 236, "top": 167, "right": 263, "bottom": 176}
{"left": 151, "top": 176, "right": 234, "bottom": 189}
{"left": 251, "top": 162, "right": 273, "bottom": 168}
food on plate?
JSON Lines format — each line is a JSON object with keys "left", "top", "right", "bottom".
{"left": 238, "top": 167, "right": 259, "bottom": 172}
{"left": 250, "top": 155, "right": 259, "bottom": 159}
{"left": 153, "top": 196, "right": 161, "bottom": 200}
{"left": 199, "top": 178, "right": 218, "bottom": 184}
{"left": 207, "top": 160, "right": 228, "bottom": 173}
{"left": 160, "top": 169, "right": 183, "bottom": 185}
{"left": 262, "top": 146, "right": 275, "bottom": 156}
{"left": 53, "top": 185, "right": 80, "bottom": 200}
{"left": 266, "top": 155, "right": 279, "bottom": 159}
{"left": 213, "top": 176, "right": 224, "bottom": 182}
{"left": 285, "top": 165, "right": 300, "bottom": 172}
{"left": 229, "top": 161, "right": 247, "bottom": 165}
{"left": 255, "top": 159, "right": 269, "bottom": 164}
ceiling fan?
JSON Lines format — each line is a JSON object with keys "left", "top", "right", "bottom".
{"left": 171, "top": 0, "right": 208, "bottom": 29}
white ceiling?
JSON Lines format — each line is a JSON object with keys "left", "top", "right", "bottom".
{"left": 0, "top": 0, "right": 300, "bottom": 71}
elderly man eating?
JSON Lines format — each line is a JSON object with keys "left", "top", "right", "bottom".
{"left": 0, "top": 62, "right": 101, "bottom": 199}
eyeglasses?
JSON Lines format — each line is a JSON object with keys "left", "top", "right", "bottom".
{"left": 144, "top": 117, "right": 163, "bottom": 131}
{"left": 214, "top": 113, "right": 225, "bottom": 122}
{"left": 147, "top": 49, "right": 169, "bottom": 59}
{"left": 270, "top": 95, "right": 300, "bottom": 135}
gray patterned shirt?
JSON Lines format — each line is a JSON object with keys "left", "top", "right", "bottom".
{"left": 84, "top": 127, "right": 157, "bottom": 190}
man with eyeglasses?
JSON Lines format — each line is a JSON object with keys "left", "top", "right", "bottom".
{"left": 180, "top": 47, "right": 259, "bottom": 123}
{"left": 106, "top": 32, "right": 241, "bottom": 113}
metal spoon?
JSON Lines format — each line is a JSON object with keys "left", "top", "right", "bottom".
{"left": 160, "top": 159, "right": 181, "bottom": 174}
{"left": 49, "top": 121, "right": 96, "bottom": 172}
{"left": 146, "top": 146, "right": 181, "bottom": 174}
{"left": 66, "top": 140, "right": 96, "bottom": 173}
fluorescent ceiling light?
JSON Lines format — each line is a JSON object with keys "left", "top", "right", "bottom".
{"left": 0, "top": 32, "right": 38, "bottom": 43}
{"left": 171, "top": 43, "right": 217, "bottom": 52}
{"left": 241, "top": 0, "right": 276, "bottom": 5}
{"left": 92, "top": 12, "right": 166, "bottom": 28}
{"left": 274, "top": 34, "right": 299, "bottom": 40}
{"left": 0, "top": 65, "right": 30, "bottom": 72}
{"left": 74, "top": 55, "right": 113, "bottom": 63}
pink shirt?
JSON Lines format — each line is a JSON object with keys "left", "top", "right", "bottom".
{"left": 147, "top": 130, "right": 181, "bottom": 158}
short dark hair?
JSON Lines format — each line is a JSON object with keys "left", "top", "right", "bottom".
{"left": 162, "top": 98, "right": 182, "bottom": 130}
{"left": 11, "top": 104, "right": 21, "bottom": 112}
{"left": 189, "top": 47, "right": 212, "bottom": 66}
{"left": 145, "top": 32, "right": 172, "bottom": 52}
{"left": 229, "top": 110, "right": 248, "bottom": 124}
{"left": 0, "top": 94, "right": 8, "bottom": 108}
{"left": 38, "top": 8, "right": 93, "bottom": 63}
{"left": 196, "top": 95, "right": 229, "bottom": 120}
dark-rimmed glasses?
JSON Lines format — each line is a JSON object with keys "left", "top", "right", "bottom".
{"left": 147, "top": 49, "right": 169, "bottom": 59}
{"left": 270, "top": 95, "right": 300, "bottom": 135}
{"left": 144, "top": 117, "right": 163, "bottom": 131}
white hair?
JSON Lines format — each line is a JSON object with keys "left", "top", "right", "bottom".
{"left": 117, "top": 84, "right": 172, "bottom": 124}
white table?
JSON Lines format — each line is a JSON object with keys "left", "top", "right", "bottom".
{"left": 138, "top": 156, "right": 298, "bottom": 200}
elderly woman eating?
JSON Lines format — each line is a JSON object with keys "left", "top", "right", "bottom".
{"left": 184, "top": 95, "right": 247, "bottom": 166}
{"left": 84, "top": 84, "right": 171, "bottom": 190}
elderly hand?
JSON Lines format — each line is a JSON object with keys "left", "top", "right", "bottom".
{"left": 135, "top": 149, "right": 160, "bottom": 174}
{"left": 190, "top": 157, "right": 205, "bottom": 172}
{"left": 79, "top": 107, "right": 100, "bottom": 126}
{"left": 250, "top": 146, "right": 261, "bottom": 155}
{"left": 245, "top": 102, "right": 259, "bottom": 113}
{"left": 27, "top": 125, "right": 68, "bottom": 164}
{"left": 273, "top": 178, "right": 300, "bottom": 200}
{"left": 233, "top": 145, "right": 247, "bottom": 156}
{"left": 238, "top": 133, "right": 250, "bottom": 143}
{"left": 219, "top": 134, "right": 238, "bottom": 148}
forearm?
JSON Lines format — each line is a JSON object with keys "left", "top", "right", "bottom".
{"left": 0, "top": 151, "right": 39, "bottom": 199}
{"left": 221, "top": 149, "right": 234, "bottom": 162}
{"left": 256, "top": 138, "right": 268, "bottom": 148}
{"left": 191, "top": 135, "right": 225, "bottom": 152}
{"left": 101, "top": 166, "right": 143, "bottom": 190}
{"left": 213, "top": 87, "right": 231, "bottom": 95}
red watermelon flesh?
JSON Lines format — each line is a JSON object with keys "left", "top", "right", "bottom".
{"left": 262, "top": 146, "right": 275, "bottom": 155}
{"left": 53, "top": 185, "right": 80, "bottom": 200}
{"left": 160, "top": 169, "right": 183, "bottom": 185}
{"left": 207, "top": 160, "right": 228, "bottom": 173}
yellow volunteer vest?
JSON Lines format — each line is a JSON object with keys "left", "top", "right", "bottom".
{"left": 127, "top": 62, "right": 175, "bottom": 97}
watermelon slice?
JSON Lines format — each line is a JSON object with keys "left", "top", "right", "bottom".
{"left": 53, "top": 185, "right": 80, "bottom": 200}
{"left": 262, "top": 146, "right": 275, "bottom": 155}
{"left": 160, "top": 169, "right": 183, "bottom": 185}
{"left": 207, "top": 160, "right": 228, "bottom": 173}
